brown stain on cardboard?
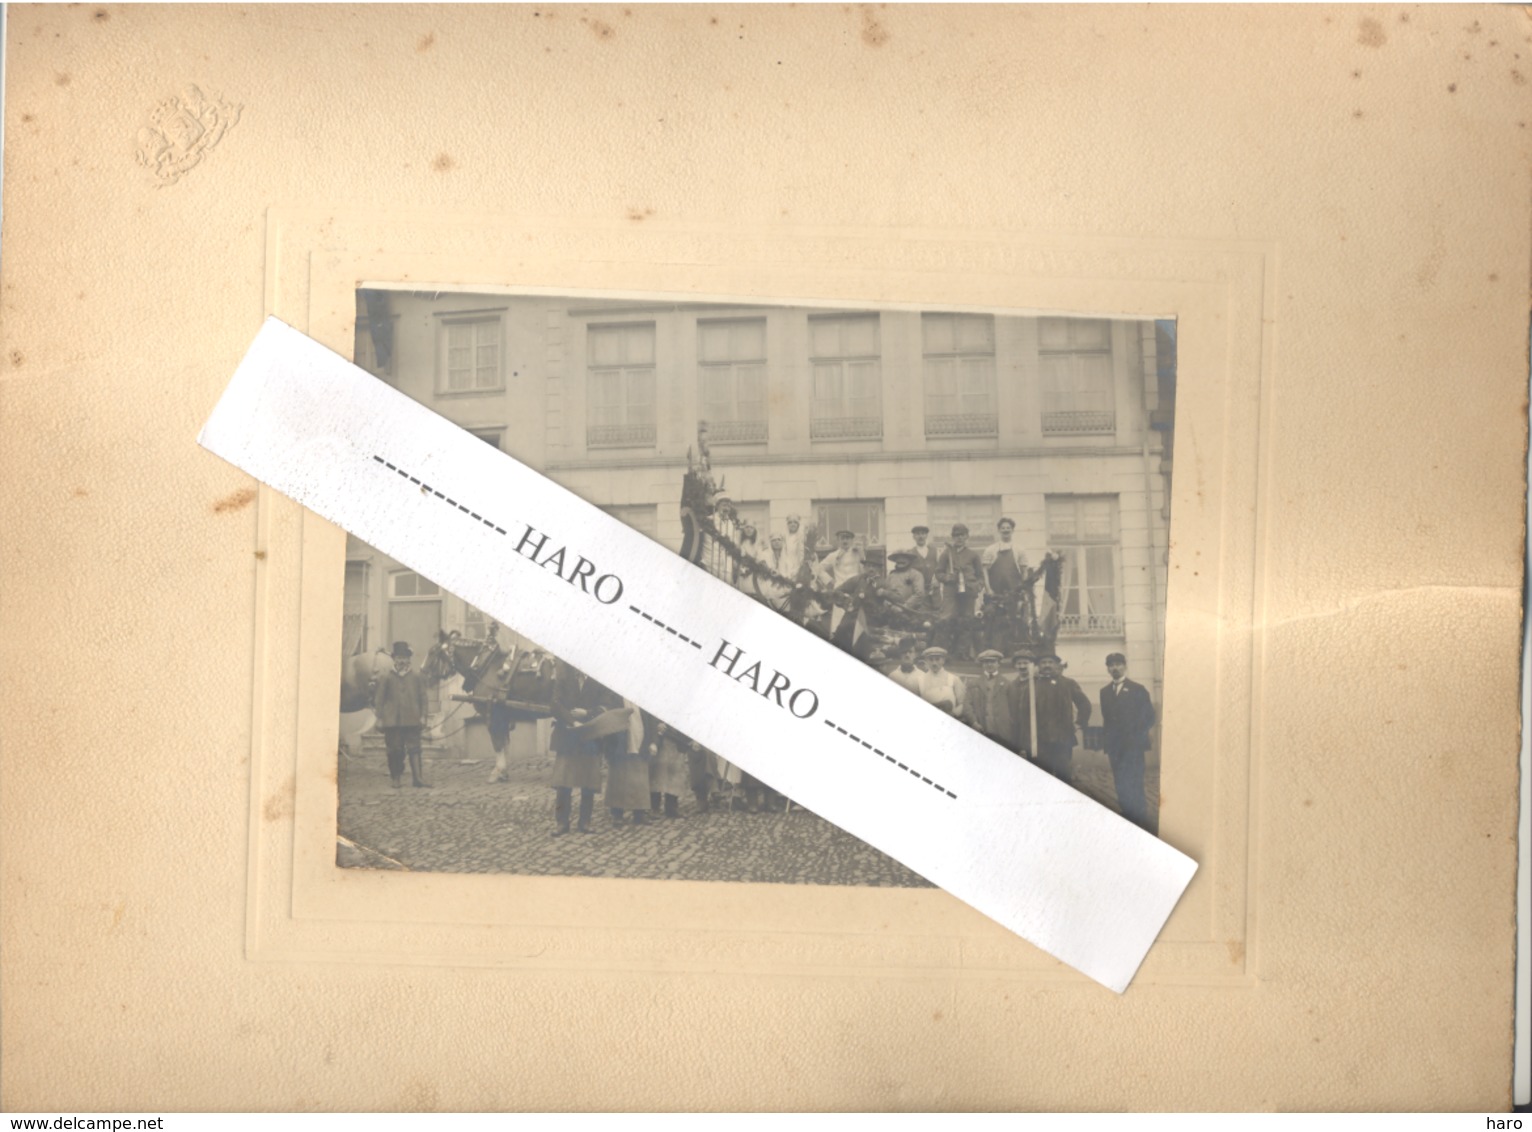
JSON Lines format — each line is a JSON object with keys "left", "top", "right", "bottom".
{"left": 263, "top": 774, "right": 295, "bottom": 823}
{"left": 9, "top": 350, "right": 23, "bottom": 368}
{"left": 431, "top": 152, "right": 455, "bottom": 173}
{"left": 1357, "top": 17, "right": 1387, "bottom": 47}
{"left": 626, "top": 206, "right": 655, "bottom": 221}
{"left": 55, "top": 73, "right": 70, "bottom": 86}
{"left": 1447, "top": 82, "right": 1458, "bottom": 92}
{"left": 109, "top": 901, "right": 126, "bottom": 931}
{"left": 584, "top": 17, "right": 616, "bottom": 40}
{"left": 861, "top": 6, "right": 889, "bottom": 46}
{"left": 401, "top": 1079, "right": 439, "bottom": 1112}
{"left": 417, "top": 32, "right": 435, "bottom": 51}
{"left": 254, "top": 549, "right": 267, "bottom": 560}
{"left": 71, "top": 487, "right": 89, "bottom": 498}
{"left": 92, "top": 8, "right": 110, "bottom": 21}
{"left": 1513, "top": 69, "right": 1528, "bottom": 85}
{"left": 212, "top": 487, "right": 257, "bottom": 514}
{"left": 1226, "top": 939, "right": 1246, "bottom": 965}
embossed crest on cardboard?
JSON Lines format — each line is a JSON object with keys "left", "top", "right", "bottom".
{"left": 134, "top": 85, "right": 240, "bottom": 185}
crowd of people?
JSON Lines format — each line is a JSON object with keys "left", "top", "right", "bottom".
{"left": 368, "top": 619, "right": 1157, "bottom": 834}
{"left": 720, "top": 514, "right": 1061, "bottom": 664}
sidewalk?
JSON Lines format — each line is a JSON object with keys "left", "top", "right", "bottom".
{"left": 338, "top": 746, "right": 933, "bottom": 886}
{"left": 337, "top": 738, "right": 1158, "bottom": 885}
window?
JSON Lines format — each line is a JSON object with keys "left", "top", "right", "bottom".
{"left": 809, "top": 314, "right": 882, "bottom": 440}
{"left": 438, "top": 316, "right": 503, "bottom": 394}
{"left": 926, "top": 497, "right": 1003, "bottom": 548}
{"left": 587, "top": 323, "right": 657, "bottom": 448}
{"left": 468, "top": 427, "right": 503, "bottom": 450}
{"left": 699, "top": 319, "right": 767, "bottom": 444}
{"left": 389, "top": 570, "right": 441, "bottom": 599}
{"left": 599, "top": 504, "right": 660, "bottom": 543}
{"left": 1039, "top": 318, "right": 1115, "bottom": 434}
{"left": 812, "top": 500, "right": 884, "bottom": 552}
{"left": 923, "top": 313, "right": 997, "bottom": 438}
{"left": 342, "top": 561, "right": 370, "bottom": 657}
{"left": 462, "top": 603, "right": 490, "bottom": 642}
{"left": 1045, "top": 496, "right": 1122, "bottom": 635}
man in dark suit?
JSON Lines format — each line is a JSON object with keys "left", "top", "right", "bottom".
{"left": 374, "top": 641, "right": 430, "bottom": 788}
{"left": 549, "top": 660, "right": 620, "bottom": 836}
{"left": 1032, "top": 652, "right": 1092, "bottom": 785}
{"left": 1099, "top": 652, "right": 1156, "bottom": 832}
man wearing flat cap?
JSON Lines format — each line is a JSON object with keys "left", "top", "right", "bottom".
{"left": 1006, "top": 651, "right": 1037, "bottom": 759}
{"left": 899, "top": 524, "right": 940, "bottom": 597}
{"left": 817, "top": 528, "right": 866, "bottom": 590}
{"left": 981, "top": 517, "right": 1028, "bottom": 655}
{"left": 968, "top": 649, "right": 1014, "bottom": 746}
{"left": 935, "top": 523, "right": 984, "bottom": 661}
{"left": 373, "top": 641, "right": 430, "bottom": 789}
{"left": 916, "top": 646, "right": 965, "bottom": 718}
{"left": 881, "top": 550, "right": 933, "bottom": 641}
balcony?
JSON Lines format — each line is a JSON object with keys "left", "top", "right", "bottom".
{"left": 706, "top": 419, "right": 768, "bottom": 445}
{"left": 1042, "top": 410, "right": 1116, "bottom": 435}
{"left": 586, "top": 424, "right": 656, "bottom": 449}
{"left": 810, "top": 415, "right": 883, "bottom": 441}
{"left": 925, "top": 412, "right": 998, "bottom": 438}
{"left": 1058, "top": 612, "right": 1125, "bottom": 636}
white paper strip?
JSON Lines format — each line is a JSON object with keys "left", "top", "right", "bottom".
{"left": 200, "top": 317, "right": 1196, "bottom": 992}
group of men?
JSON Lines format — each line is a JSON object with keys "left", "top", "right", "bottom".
{"left": 735, "top": 516, "right": 1054, "bottom": 662}
{"left": 884, "top": 642, "right": 1157, "bottom": 831}
{"left": 885, "top": 519, "right": 1049, "bottom": 661}
{"left": 539, "top": 661, "right": 790, "bottom": 835}
{"left": 372, "top": 637, "right": 1157, "bottom": 835}
{"left": 370, "top": 640, "right": 785, "bottom": 835}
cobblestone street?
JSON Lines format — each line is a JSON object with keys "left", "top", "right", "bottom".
{"left": 337, "top": 736, "right": 1159, "bottom": 885}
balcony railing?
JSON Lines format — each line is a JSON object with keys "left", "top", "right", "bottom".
{"left": 706, "top": 419, "right": 768, "bottom": 444}
{"left": 1042, "top": 410, "right": 1115, "bottom": 435}
{"left": 587, "top": 424, "right": 656, "bottom": 449}
{"left": 925, "top": 412, "right": 998, "bottom": 438}
{"left": 810, "top": 415, "right": 883, "bottom": 441}
{"left": 1057, "top": 612, "right": 1125, "bottom": 636}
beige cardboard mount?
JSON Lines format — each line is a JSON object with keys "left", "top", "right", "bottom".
{"left": 1, "top": 4, "right": 1525, "bottom": 1111}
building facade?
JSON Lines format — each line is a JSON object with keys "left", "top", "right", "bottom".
{"left": 344, "top": 290, "right": 1173, "bottom": 709}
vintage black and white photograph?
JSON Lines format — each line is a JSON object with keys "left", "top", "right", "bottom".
{"left": 336, "top": 289, "right": 1177, "bottom": 885}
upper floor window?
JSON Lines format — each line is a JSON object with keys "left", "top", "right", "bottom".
{"left": 923, "top": 313, "right": 997, "bottom": 438}
{"left": 812, "top": 499, "right": 884, "bottom": 557}
{"left": 600, "top": 503, "right": 661, "bottom": 544}
{"left": 1039, "top": 318, "right": 1115, "bottom": 435}
{"left": 438, "top": 315, "right": 503, "bottom": 394}
{"left": 698, "top": 319, "right": 767, "bottom": 444}
{"left": 809, "top": 314, "right": 882, "bottom": 441}
{"left": 587, "top": 322, "right": 657, "bottom": 449}
{"left": 926, "top": 496, "right": 1003, "bottom": 548}
{"left": 389, "top": 570, "right": 441, "bottom": 600}
{"left": 1046, "top": 495, "right": 1122, "bottom": 636}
